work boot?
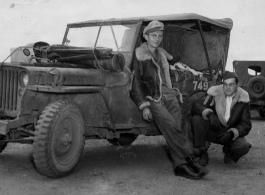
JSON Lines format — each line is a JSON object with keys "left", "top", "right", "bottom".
{"left": 223, "top": 152, "right": 235, "bottom": 164}
{"left": 222, "top": 146, "right": 235, "bottom": 164}
{"left": 174, "top": 164, "right": 200, "bottom": 180}
{"left": 223, "top": 142, "right": 252, "bottom": 164}
{"left": 185, "top": 155, "right": 210, "bottom": 178}
{"left": 196, "top": 142, "right": 210, "bottom": 166}
{"left": 198, "top": 151, "right": 209, "bottom": 166}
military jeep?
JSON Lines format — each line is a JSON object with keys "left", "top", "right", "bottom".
{"left": 0, "top": 13, "right": 232, "bottom": 178}
{"left": 233, "top": 61, "right": 265, "bottom": 117}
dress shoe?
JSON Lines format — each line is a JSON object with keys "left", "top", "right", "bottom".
{"left": 198, "top": 151, "right": 209, "bottom": 166}
{"left": 174, "top": 164, "right": 200, "bottom": 180}
{"left": 185, "top": 155, "right": 210, "bottom": 178}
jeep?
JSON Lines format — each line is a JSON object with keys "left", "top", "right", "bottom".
{"left": 233, "top": 61, "right": 265, "bottom": 117}
{"left": 0, "top": 13, "right": 232, "bottom": 178}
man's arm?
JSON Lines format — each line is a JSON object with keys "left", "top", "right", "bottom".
{"left": 130, "top": 56, "right": 153, "bottom": 121}
{"left": 130, "top": 56, "right": 150, "bottom": 110}
{"left": 191, "top": 95, "right": 214, "bottom": 120}
{"left": 228, "top": 103, "right": 252, "bottom": 140}
{"left": 168, "top": 57, "right": 179, "bottom": 89}
{"left": 169, "top": 67, "right": 179, "bottom": 89}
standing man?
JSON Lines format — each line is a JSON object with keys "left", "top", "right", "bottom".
{"left": 191, "top": 71, "right": 252, "bottom": 166}
{"left": 130, "top": 20, "right": 209, "bottom": 179}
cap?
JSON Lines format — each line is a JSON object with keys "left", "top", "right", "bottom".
{"left": 223, "top": 71, "right": 238, "bottom": 81}
{"left": 143, "top": 20, "right": 164, "bottom": 36}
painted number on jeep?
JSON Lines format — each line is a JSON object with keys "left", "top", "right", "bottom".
{"left": 193, "top": 81, "right": 209, "bottom": 90}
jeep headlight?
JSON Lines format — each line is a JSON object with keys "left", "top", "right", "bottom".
{"left": 23, "top": 48, "right": 30, "bottom": 56}
{"left": 19, "top": 72, "right": 29, "bottom": 87}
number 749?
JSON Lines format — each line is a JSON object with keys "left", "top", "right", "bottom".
{"left": 193, "top": 81, "right": 209, "bottom": 90}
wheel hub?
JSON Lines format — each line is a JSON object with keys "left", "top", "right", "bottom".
{"left": 253, "top": 82, "right": 264, "bottom": 93}
{"left": 60, "top": 133, "right": 72, "bottom": 146}
{"left": 55, "top": 133, "right": 73, "bottom": 157}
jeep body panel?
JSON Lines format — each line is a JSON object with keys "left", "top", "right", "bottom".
{"left": 233, "top": 60, "right": 265, "bottom": 116}
{"left": 233, "top": 61, "right": 265, "bottom": 88}
{"left": 0, "top": 63, "right": 147, "bottom": 136}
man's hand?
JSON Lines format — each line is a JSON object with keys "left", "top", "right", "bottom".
{"left": 207, "top": 112, "right": 220, "bottom": 132}
{"left": 143, "top": 107, "right": 152, "bottom": 122}
{"left": 217, "top": 131, "right": 234, "bottom": 145}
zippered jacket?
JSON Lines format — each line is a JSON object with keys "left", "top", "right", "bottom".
{"left": 130, "top": 42, "right": 177, "bottom": 110}
{"left": 191, "top": 85, "right": 252, "bottom": 140}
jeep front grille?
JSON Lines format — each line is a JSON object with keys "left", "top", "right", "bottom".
{"left": 0, "top": 68, "right": 19, "bottom": 111}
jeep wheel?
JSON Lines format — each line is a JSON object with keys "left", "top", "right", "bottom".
{"left": 247, "top": 76, "right": 265, "bottom": 99}
{"left": 0, "top": 135, "right": 7, "bottom": 153}
{"left": 33, "top": 100, "right": 85, "bottom": 178}
{"left": 107, "top": 134, "right": 138, "bottom": 146}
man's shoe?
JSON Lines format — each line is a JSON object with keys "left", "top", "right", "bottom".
{"left": 224, "top": 153, "right": 235, "bottom": 164}
{"left": 198, "top": 151, "right": 209, "bottom": 166}
{"left": 174, "top": 164, "right": 200, "bottom": 180}
{"left": 185, "top": 155, "right": 210, "bottom": 178}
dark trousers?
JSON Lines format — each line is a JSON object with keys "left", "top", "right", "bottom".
{"left": 191, "top": 115, "right": 251, "bottom": 162}
{"left": 149, "top": 89, "right": 192, "bottom": 168}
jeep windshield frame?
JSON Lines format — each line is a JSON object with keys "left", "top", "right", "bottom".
{"left": 64, "top": 14, "right": 232, "bottom": 74}
{"left": 62, "top": 21, "right": 141, "bottom": 53}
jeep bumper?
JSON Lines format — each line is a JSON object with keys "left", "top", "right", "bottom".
{"left": 0, "top": 115, "right": 34, "bottom": 135}
{"left": 0, "top": 120, "right": 8, "bottom": 135}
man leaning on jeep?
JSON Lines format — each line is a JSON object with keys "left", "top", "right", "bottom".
{"left": 130, "top": 20, "right": 209, "bottom": 180}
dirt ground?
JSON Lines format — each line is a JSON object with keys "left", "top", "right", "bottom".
{"left": 0, "top": 111, "right": 264, "bottom": 195}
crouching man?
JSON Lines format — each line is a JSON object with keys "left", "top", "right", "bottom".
{"left": 191, "top": 71, "right": 252, "bottom": 166}
{"left": 130, "top": 20, "right": 209, "bottom": 179}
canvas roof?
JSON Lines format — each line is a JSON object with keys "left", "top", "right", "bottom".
{"left": 69, "top": 13, "right": 233, "bottom": 30}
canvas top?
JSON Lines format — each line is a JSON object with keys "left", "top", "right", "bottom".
{"left": 68, "top": 13, "right": 233, "bottom": 29}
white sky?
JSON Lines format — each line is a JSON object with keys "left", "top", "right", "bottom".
{"left": 1, "top": 0, "right": 265, "bottom": 70}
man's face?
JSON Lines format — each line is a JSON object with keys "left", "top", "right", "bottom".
{"left": 144, "top": 31, "right": 163, "bottom": 49}
{"left": 223, "top": 78, "right": 238, "bottom": 96}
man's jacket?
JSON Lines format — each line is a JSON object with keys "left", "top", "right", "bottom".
{"left": 130, "top": 42, "right": 177, "bottom": 110}
{"left": 192, "top": 85, "right": 252, "bottom": 140}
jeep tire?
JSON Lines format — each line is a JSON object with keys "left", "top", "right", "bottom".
{"left": 247, "top": 76, "right": 265, "bottom": 99}
{"left": 33, "top": 100, "right": 85, "bottom": 178}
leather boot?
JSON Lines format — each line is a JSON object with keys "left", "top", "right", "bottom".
{"left": 224, "top": 152, "right": 235, "bottom": 164}
{"left": 185, "top": 155, "right": 210, "bottom": 178}
{"left": 196, "top": 142, "right": 210, "bottom": 166}
{"left": 174, "top": 163, "right": 200, "bottom": 180}
{"left": 198, "top": 150, "right": 209, "bottom": 166}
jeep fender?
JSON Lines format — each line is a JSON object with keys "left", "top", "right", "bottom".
{"left": 19, "top": 90, "right": 114, "bottom": 131}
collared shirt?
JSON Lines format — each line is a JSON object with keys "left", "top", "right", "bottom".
{"left": 225, "top": 94, "right": 235, "bottom": 122}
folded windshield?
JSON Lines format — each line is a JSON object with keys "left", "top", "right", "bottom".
{"left": 65, "top": 23, "right": 138, "bottom": 52}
